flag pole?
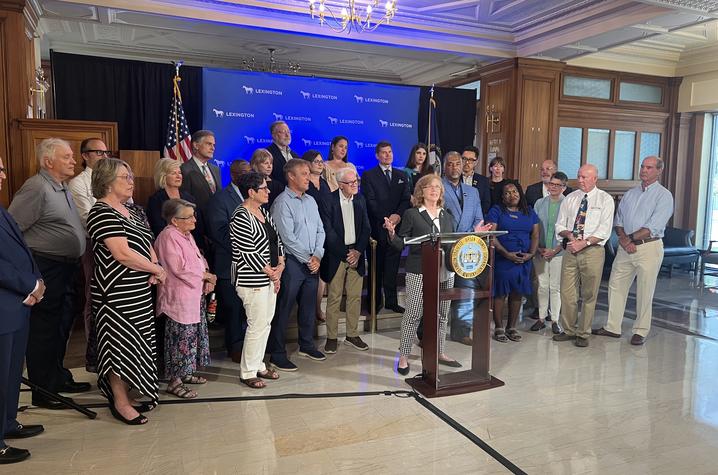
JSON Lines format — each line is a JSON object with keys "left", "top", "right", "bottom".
{"left": 427, "top": 84, "right": 434, "bottom": 149}
{"left": 172, "top": 60, "right": 184, "bottom": 159}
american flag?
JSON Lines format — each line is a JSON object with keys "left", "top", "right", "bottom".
{"left": 163, "top": 70, "right": 192, "bottom": 162}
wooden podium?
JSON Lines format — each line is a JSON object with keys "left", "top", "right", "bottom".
{"left": 405, "top": 231, "right": 507, "bottom": 398}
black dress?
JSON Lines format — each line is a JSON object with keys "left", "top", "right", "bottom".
{"left": 87, "top": 202, "right": 158, "bottom": 405}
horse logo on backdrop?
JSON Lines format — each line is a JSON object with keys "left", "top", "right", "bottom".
{"left": 244, "top": 136, "right": 255, "bottom": 144}
{"left": 354, "top": 141, "right": 364, "bottom": 148}
{"left": 212, "top": 108, "right": 224, "bottom": 118}
{"left": 354, "top": 95, "right": 364, "bottom": 103}
{"left": 300, "top": 90, "right": 311, "bottom": 99}
{"left": 328, "top": 116, "right": 338, "bottom": 124}
{"left": 302, "top": 138, "right": 312, "bottom": 147}
{"left": 451, "top": 235, "right": 489, "bottom": 279}
{"left": 273, "top": 113, "right": 283, "bottom": 121}
{"left": 242, "top": 86, "right": 254, "bottom": 94}
{"left": 379, "top": 119, "right": 388, "bottom": 127}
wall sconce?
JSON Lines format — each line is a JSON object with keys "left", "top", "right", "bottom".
{"left": 486, "top": 104, "right": 501, "bottom": 133}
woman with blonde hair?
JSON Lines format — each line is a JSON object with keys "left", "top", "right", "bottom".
{"left": 147, "top": 158, "right": 198, "bottom": 238}
{"left": 384, "top": 174, "right": 461, "bottom": 375}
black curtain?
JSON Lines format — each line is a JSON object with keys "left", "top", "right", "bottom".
{"left": 52, "top": 51, "right": 203, "bottom": 152}
{"left": 418, "top": 86, "right": 476, "bottom": 156}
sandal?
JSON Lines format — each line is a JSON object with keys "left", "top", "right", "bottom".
{"left": 166, "top": 383, "right": 197, "bottom": 399}
{"left": 181, "top": 375, "right": 207, "bottom": 385}
{"left": 132, "top": 401, "right": 157, "bottom": 412}
{"left": 240, "top": 377, "right": 266, "bottom": 389}
{"left": 506, "top": 328, "right": 523, "bottom": 342}
{"left": 493, "top": 328, "right": 508, "bottom": 343}
{"left": 257, "top": 369, "right": 279, "bottom": 380}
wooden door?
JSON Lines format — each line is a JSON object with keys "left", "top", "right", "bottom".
{"left": 518, "top": 78, "right": 552, "bottom": 186}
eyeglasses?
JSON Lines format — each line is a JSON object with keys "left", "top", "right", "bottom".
{"left": 175, "top": 213, "right": 197, "bottom": 220}
{"left": 255, "top": 185, "right": 269, "bottom": 192}
{"left": 116, "top": 174, "right": 135, "bottom": 183}
{"left": 548, "top": 182, "right": 565, "bottom": 188}
{"left": 311, "top": 159, "right": 324, "bottom": 164}
{"left": 83, "top": 150, "right": 112, "bottom": 156}
{"left": 340, "top": 179, "right": 359, "bottom": 185}
{"left": 461, "top": 157, "right": 477, "bottom": 163}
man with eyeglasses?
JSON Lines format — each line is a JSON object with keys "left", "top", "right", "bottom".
{"left": 460, "top": 146, "right": 491, "bottom": 215}
{"left": 8, "top": 138, "right": 90, "bottom": 408}
{"left": 318, "top": 167, "right": 371, "bottom": 354}
{"left": 267, "top": 121, "right": 299, "bottom": 186}
{"left": 525, "top": 160, "right": 574, "bottom": 208}
{"left": 68, "top": 138, "right": 109, "bottom": 372}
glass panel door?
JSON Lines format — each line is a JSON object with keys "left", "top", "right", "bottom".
{"left": 704, "top": 114, "right": 718, "bottom": 245}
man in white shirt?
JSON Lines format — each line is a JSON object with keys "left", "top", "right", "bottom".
{"left": 593, "top": 156, "right": 673, "bottom": 345}
{"left": 68, "top": 138, "right": 110, "bottom": 372}
{"left": 553, "top": 164, "right": 615, "bottom": 347}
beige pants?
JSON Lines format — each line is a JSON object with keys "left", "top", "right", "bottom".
{"left": 236, "top": 282, "right": 276, "bottom": 380}
{"left": 559, "top": 245, "right": 605, "bottom": 339}
{"left": 535, "top": 254, "right": 563, "bottom": 321}
{"left": 325, "top": 262, "right": 364, "bottom": 340}
{"left": 605, "top": 240, "right": 663, "bottom": 337}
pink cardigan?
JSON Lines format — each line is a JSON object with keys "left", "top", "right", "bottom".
{"left": 154, "top": 225, "right": 207, "bottom": 324}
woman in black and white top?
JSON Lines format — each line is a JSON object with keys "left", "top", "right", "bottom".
{"left": 229, "top": 172, "right": 285, "bottom": 389}
{"left": 384, "top": 174, "right": 461, "bottom": 376}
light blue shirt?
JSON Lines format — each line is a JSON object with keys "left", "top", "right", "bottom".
{"left": 270, "top": 187, "right": 325, "bottom": 263}
{"left": 614, "top": 181, "right": 673, "bottom": 238}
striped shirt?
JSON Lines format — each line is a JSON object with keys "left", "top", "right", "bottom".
{"left": 230, "top": 205, "right": 284, "bottom": 288}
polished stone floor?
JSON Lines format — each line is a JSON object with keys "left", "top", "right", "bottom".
{"left": 10, "top": 271, "right": 718, "bottom": 474}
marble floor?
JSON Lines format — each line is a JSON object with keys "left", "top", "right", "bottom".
{"left": 10, "top": 271, "right": 718, "bottom": 474}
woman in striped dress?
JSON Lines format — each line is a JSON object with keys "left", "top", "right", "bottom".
{"left": 87, "top": 158, "right": 166, "bottom": 425}
{"left": 230, "top": 172, "right": 284, "bottom": 389}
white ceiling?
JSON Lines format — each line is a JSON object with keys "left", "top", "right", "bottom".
{"left": 32, "top": 0, "right": 718, "bottom": 84}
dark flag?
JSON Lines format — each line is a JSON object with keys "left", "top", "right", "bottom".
{"left": 163, "top": 62, "right": 192, "bottom": 162}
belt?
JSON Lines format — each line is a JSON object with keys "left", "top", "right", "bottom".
{"left": 632, "top": 237, "right": 660, "bottom": 246}
{"left": 32, "top": 251, "right": 80, "bottom": 264}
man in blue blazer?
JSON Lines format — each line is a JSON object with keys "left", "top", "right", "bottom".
{"left": 206, "top": 162, "right": 248, "bottom": 362}
{"left": 443, "top": 151, "right": 486, "bottom": 345}
{"left": 361, "top": 141, "right": 411, "bottom": 313}
{"left": 267, "top": 121, "right": 299, "bottom": 186}
{"left": 0, "top": 157, "right": 46, "bottom": 464}
{"left": 461, "top": 146, "right": 491, "bottom": 216}
{"left": 319, "top": 168, "right": 371, "bottom": 354}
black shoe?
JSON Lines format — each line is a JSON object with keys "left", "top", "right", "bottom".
{"left": 530, "top": 321, "right": 546, "bottom": 331}
{"left": 397, "top": 363, "right": 410, "bottom": 376}
{"left": 32, "top": 396, "right": 75, "bottom": 410}
{"left": 59, "top": 381, "right": 91, "bottom": 393}
{"left": 0, "top": 446, "right": 30, "bottom": 464}
{"left": 108, "top": 405, "right": 148, "bottom": 425}
{"left": 574, "top": 337, "right": 589, "bottom": 348}
{"left": 4, "top": 424, "right": 44, "bottom": 439}
{"left": 270, "top": 358, "right": 298, "bottom": 372}
{"left": 298, "top": 348, "right": 326, "bottom": 361}
{"left": 325, "top": 338, "right": 338, "bottom": 354}
{"left": 438, "top": 358, "right": 462, "bottom": 368}
{"left": 546, "top": 315, "right": 552, "bottom": 322}
{"left": 387, "top": 304, "right": 405, "bottom": 313}
{"left": 344, "top": 336, "right": 369, "bottom": 351}
{"left": 552, "top": 332, "right": 575, "bottom": 342}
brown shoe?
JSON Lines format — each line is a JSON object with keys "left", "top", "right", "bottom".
{"left": 591, "top": 327, "right": 621, "bottom": 338}
{"left": 574, "top": 337, "right": 589, "bottom": 347}
{"left": 458, "top": 336, "right": 473, "bottom": 346}
{"left": 552, "top": 332, "right": 575, "bottom": 342}
{"left": 630, "top": 334, "right": 646, "bottom": 345}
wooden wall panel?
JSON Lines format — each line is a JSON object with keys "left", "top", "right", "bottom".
{"left": 119, "top": 150, "right": 161, "bottom": 208}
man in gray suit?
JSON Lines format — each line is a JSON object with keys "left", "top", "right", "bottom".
{"left": 180, "top": 129, "right": 221, "bottom": 212}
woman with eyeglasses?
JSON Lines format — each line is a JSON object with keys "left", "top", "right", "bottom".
{"left": 485, "top": 181, "right": 539, "bottom": 343}
{"left": 154, "top": 198, "right": 216, "bottom": 399}
{"left": 323, "top": 136, "right": 356, "bottom": 192}
{"left": 384, "top": 174, "right": 461, "bottom": 375}
{"left": 250, "top": 148, "right": 284, "bottom": 209}
{"left": 403, "top": 143, "right": 433, "bottom": 193}
{"left": 87, "top": 158, "right": 166, "bottom": 425}
{"left": 230, "top": 172, "right": 285, "bottom": 389}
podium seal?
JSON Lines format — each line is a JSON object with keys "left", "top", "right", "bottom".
{"left": 450, "top": 235, "right": 488, "bottom": 279}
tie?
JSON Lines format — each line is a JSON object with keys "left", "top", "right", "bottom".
{"left": 384, "top": 168, "right": 392, "bottom": 185}
{"left": 572, "top": 194, "right": 588, "bottom": 239}
{"left": 202, "top": 165, "right": 216, "bottom": 193}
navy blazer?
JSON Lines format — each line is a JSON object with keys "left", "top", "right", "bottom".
{"left": 206, "top": 184, "right": 244, "bottom": 280}
{"left": 467, "top": 173, "right": 491, "bottom": 216}
{"left": 442, "top": 178, "right": 483, "bottom": 233}
{"left": 525, "top": 181, "right": 574, "bottom": 207}
{"left": 361, "top": 165, "right": 411, "bottom": 241}
{"left": 267, "top": 143, "right": 299, "bottom": 186}
{"left": 0, "top": 205, "right": 42, "bottom": 335}
{"left": 180, "top": 158, "right": 221, "bottom": 211}
{"left": 319, "top": 190, "right": 371, "bottom": 282}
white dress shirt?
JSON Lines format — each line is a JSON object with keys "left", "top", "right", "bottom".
{"left": 339, "top": 192, "right": 356, "bottom": 245}
{"left": 68, "top": 166, "right": 95, "bottom": 231}
{"left": 192, "top": 156, "right": 216, "bottom": 189}
{"left": 555, "top": 186, "right": 614, "bottom": 246}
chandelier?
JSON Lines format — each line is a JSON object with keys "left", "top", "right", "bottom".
{"left": 309, "top": 1, "right": 398, "bottom": 33}
{"left": 241, "top": 48, "right": 301, "bottom": 74}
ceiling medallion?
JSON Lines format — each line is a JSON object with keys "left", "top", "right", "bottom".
{"left": 308, "top": 1, "right": 398, "bottom": 33}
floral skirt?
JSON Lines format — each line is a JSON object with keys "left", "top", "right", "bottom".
{"left": 163, "top": 300, "right": 210, "bottom": 380}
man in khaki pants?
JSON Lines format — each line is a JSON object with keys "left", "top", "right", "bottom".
{"left": 593, "top": 156, "right": 673, "bottom": 345}
{"left": 319, "top": 168, "right": 371, "bottom": 354}
{"left": 553, "top": 164, "right": 614, "bottom": 347}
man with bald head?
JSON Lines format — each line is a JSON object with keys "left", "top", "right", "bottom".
{"left": 525, "top": 160, "right": 573, "bottom": 207}
{"left": 267, "top": 121, "right": 299, "bottom": 186}
{"left": 593, "top": 156, "right": 673, "bottom": 345}
{"left": 552, "top": 164, "right": 614, "bottom": 347}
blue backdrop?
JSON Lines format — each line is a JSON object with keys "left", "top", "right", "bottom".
{"left": 202, "top": 68, "right": 420, "bottom": 186}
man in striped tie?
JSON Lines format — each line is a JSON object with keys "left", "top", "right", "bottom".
{"left": 552, "top": 164, "right": 614, "bottom": 347}
{"left": 180, "top": 130, "right": 221, "bottom": 213}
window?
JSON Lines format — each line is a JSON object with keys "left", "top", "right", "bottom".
{"left": 563, "top": 75, "right": 612, "bottom": 100}
{"left": 613, "top": 131, "right": 636, "bottom": 180}
{"left": 558, "top": 127, "right": 582, "bottom": 178}
{"left": 619, "top": 82, "right": 662, "bottom": 104}
{"left": 639, "top": 132, "right": 661, "bottom": 159}
{"left": 587, "top": 129, "right": 609, "bottom": 179}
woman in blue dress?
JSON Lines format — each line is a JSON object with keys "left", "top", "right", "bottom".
{"left": 486, "top": 181, "right": 539, "bottom": 343}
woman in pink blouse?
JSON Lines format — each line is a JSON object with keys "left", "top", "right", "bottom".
{"left": 154, "top": 199, "right": 217, "bottom": 399}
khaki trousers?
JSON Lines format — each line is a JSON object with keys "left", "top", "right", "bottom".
{"left": 559, "top": 245, "right": 605, "bottom": 339}
{"left": 326, "top": 262, "right": 364, "bottom": 340}
{"left": 605, "top": 240, "right": 663, "bottom": 337}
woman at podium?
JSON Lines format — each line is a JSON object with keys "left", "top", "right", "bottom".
{"left": 384, "top": 174, "right": 461, "bottom": 375}
{"left": 486, "top": 182, "right": 539, "bottom": 343}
